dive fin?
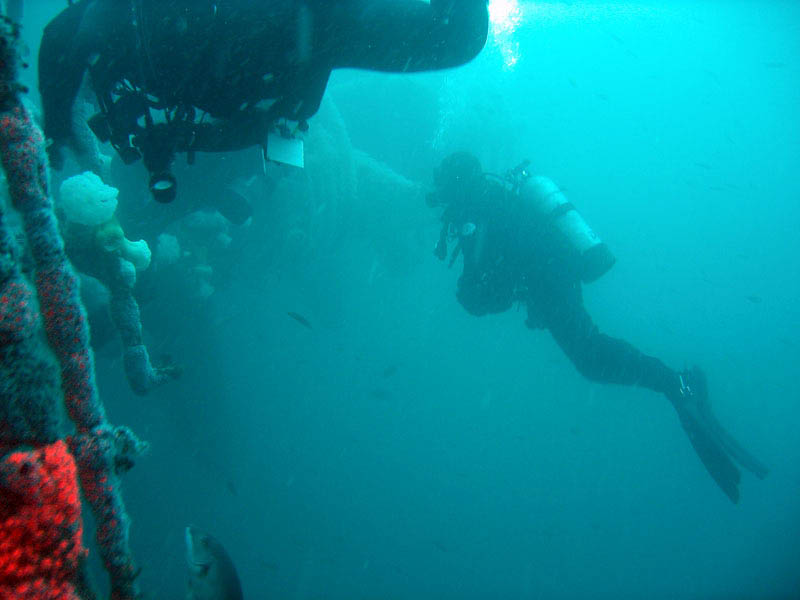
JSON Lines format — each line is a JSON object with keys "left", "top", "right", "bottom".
{"left": 711, "top": 424, "right": 769, "bottom": 480}
{"left": 676, "top": 405, "right": 741, "bottom": 503}
{"left": 689, "top": 367, "right": 770, "bottom": 480}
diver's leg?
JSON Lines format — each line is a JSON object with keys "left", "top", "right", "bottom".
{"left": 530, "top": 279, "right": 676, "bottom": 394}
{"left": 530, "top": 281, "right": 748, "bottom": 502}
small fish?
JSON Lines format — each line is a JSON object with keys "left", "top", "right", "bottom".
{"left": 382, "top": 365, "right": 398, "bottom": 378}
{"left": 606, "top": 31, "right": 625, "bottom": 46}
{"left": 369, "top": 389, "right": 391, "bottom": 400}
{"left": 745, "top": 294, "right": 762, "bottom": 304}
{"left": 287, "top": 311, "right": 312, "bottom": 329}
{"left": 225, "top": 480, "right": 238, "bottom": 496}
{"left": 186, "top": 526, "right": 243, "bottom": 600}
{"left": 433, "top": 540, "right": 449, "bottom": 553}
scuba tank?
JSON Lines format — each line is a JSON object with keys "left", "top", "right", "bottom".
{"left": 516, "top": 168, "right": 615, "bottom": 283}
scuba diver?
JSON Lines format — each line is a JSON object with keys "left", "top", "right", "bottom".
{"left": 38, "top": 0, "right": 488, "bottom": 203}
{"left": 428, "top": 151, "right": 769, "bottom": 503}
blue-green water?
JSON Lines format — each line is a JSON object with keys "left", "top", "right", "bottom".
{"left": 22, "top": 2, "right": 800, "bottom": 598}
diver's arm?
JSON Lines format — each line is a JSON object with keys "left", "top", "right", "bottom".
{"left": 38, "top": 2, "right": 94, "bottom": 161}
{"left": 326, "top": 0, "right": 489, "bottom": 72}
{"left": 177, "top": 111, "right": 275, "bottom": 153}
{"left": 4, "top": 0, "right": 22, "bottom": 22}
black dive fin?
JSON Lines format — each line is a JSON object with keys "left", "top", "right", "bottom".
{"left": 676, "top": 405, "right": 741, "bottom": 503}
{"left": 712, "top": 424, "right": 769, "bottom": 480}
{"left": 689, "top": 367, "right": 770, "bottom": 480}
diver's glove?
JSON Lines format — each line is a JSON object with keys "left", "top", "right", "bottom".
{"left": 666, "top": 367, "right": 768, "bottom": 503}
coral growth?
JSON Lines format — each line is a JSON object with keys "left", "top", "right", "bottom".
{"left": 57, "top": 170, "right": 172, "bottom": 395}
{"left": 0, "top": 270, "right": 63, "bottom": 451}
{"left": 1, "top": 20, "right": 141, "bottom": 599}
{"left": 0, "top": 281, "right": 36, "bottom": 343}
{"left": 58, "top": 172, "right": 118, "bottom": 227}
{"left": 0, "top": 441, "right": 87, "bottom": 600}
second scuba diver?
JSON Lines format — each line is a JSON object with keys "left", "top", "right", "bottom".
{"left": 427, "top": 151, "right": 769, "bottom": 503}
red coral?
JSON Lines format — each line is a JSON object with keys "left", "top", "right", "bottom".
{"left": 0, "top": 441, "right": 87, "bottom": 600}
{"left": 0, "top": 281, "right": 37, "bottom": 344}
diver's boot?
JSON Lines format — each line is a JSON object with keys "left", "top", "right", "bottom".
{"left": 666, "top": 367, "right": 742, "bottom": 503}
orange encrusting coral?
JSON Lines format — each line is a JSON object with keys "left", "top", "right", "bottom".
{"left": 0, "top": 440, "right": 87, "bottom": 600}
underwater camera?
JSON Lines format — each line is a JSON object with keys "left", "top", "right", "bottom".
{"left": 148, "top": 171, "right": 177, "bottom": 204}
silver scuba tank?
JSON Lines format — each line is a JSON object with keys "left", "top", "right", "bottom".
{"left": 520, "top": 175, "right": 616, "bottom": 283}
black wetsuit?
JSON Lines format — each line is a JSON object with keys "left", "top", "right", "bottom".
{"left": 38, "top": 0, "right": 488, "bottom": 160}
{"left": 446, "top": 176, "right": 677, "bottom": 396}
